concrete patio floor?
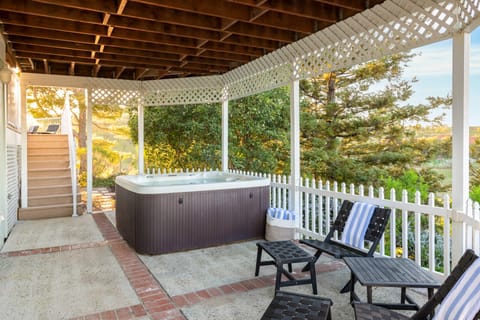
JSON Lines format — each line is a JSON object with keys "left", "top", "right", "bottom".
{"left": 0, "top": 211, "right": 430, "bottom": 319}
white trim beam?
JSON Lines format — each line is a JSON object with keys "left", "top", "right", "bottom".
{"left": 290, "top": 79, "right": 300, "bottom": 219}
{"left": 86, "top": 89, "right": 93, "bottom": 213}
{"left": 451, "top": 31, "right": 470, "bottom": 265}
{"left": 138, "top": 103, "right": 144, "bottom": 174}
{"left": 221, "top": 98, "right": 229, "bottom": 172}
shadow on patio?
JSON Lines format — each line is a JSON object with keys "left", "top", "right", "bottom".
{"left": 0, "top": 212, "right": 429, "bottom": 320}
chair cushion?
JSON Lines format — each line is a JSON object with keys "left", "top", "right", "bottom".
{"left": 341, "top": 202, "right": 376, "bottom": 249}
{"left": 433, "top": 257, "right": 480, "bottom": 320}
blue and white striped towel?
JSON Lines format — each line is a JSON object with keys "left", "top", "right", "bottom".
{"left": 340, "top": 202, "right": 376, "bottom": 249}
{"left": 267, "top": 207, "right": 296, "bottom": 221}
{"left": 433, "top": 258, "right": 480, "bottom": 320}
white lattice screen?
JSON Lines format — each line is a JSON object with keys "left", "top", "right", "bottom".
{"left": 21, "top": 0, "right": 480, "bottom": 106}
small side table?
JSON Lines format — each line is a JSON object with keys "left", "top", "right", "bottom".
{"left": 255, "top": 240, "right": 318, "bottom": 294}
{"left": 343, "top": 257, "right": 441, "bottom": 310}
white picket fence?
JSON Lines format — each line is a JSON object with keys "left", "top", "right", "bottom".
{"left": 234, "top": 170, "right": 480, "bottom": 276}
{"left": 147, "top": 168, "right": 480, "bottom": 276}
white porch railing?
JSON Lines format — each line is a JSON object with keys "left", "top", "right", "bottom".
{"left": 233, "top": 170, "right": 480, "bottom": 277}
{"left": 146, "top": 168, "right": 480, "bottom": 276}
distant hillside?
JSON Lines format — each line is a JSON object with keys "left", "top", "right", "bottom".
{"left": 415, "top": 126, "right": 480, "bottom": 143}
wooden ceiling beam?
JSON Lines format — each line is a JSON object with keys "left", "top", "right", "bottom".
{"left": 226, "top": 22, "right": 298, "bottom": 42}
{"left": 110, "top": 28, "right": 199, "bottom": 48}
{"left": 134, "top": 68, "right": 150, "bottom": 80}
{"left": 0, "top": 12, "right": 108, "bottom": 36}
{"left": 201, "top": 42, "right": 263, "bottom": 57}
{"left": 0, "top": 0, "right": 103, "bottom": 23}
{"left": 123, "top": 2, "right": 223, "bottom": 30}
{"left": 8, "top": 35, "right": 100, "bottom": 52}
{"left": 249, "top": 11, "right": 321, "bottom": 34}
{"left": 31, "top": 0, "right": 118, "bottom": 13}
{"left": 131, "top": 0, "right": 252, "bottom": 21}
{"left": 222, "top": 34, "right": 284, "bottom": 50}
{"left": 15, "top": 52, "right": 93, "bottom": 64}
{"left": 254, "top": 0, "right": 340, "bottom": 22}
{"left": 107, "top": 15, "right": 221, "bottom": 41}
{"left": 14, "top": 44, "right": 93, "bottom": 59}
{"left": 95, "top": 52, "right": 183, "bottom": 68}
{"left": 199, "top": 50, "right": 253, "bottom": 62}
{"left": 115, "top": 66, "right": 126, "bottom": 79}
{"left": 69, "top": 62, "right": 75, "bottom": 76}
{"left": 2, "top": 25, "right": 96, "bottom": 44}
{"left": 102, "top": 46, "right": 180, "bottom": 62}
{"left": 229, "top": 0, "right": 365, "bottom": 11}
{"left": 97, "top": 37, "right": 198, "bottom": 56}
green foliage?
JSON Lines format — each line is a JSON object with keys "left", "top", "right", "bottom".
{"left": 131, "top": 88, "right": 291, "bottom": 173}
{"left": 229, "top": 88, "right": 290, "bottom": 174}
{"left": 130, "top": 103, "right": 222, "bottom": 169}
{"left": 381, "top": 169, "right": 430, "bottom": 202}
{"left": 300, "top": 53, "right": 449, "bottom": 191}
{"left": 93, "top": 175, "right": 117, "bottom": 189}
{"left": 471, "top": 185, "right": 480, "bottom": 203}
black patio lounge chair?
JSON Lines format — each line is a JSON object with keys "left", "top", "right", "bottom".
{"left": 300, "top": 200, "right": 391, "bottom": 293}
{"left": 354, "top": 249, "right": 480, "bottom": 320}
{"left": 28, "top": 125, "right": 39, "bottom": 133}
{"left": 37, "top": 124, "right": 59, "bottom": 134}
{"left": 261, "top": 291, "right": 333, "bottom": 320}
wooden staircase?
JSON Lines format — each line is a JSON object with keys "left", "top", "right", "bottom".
{"left": 18, "top": 134, "right": 79, "bottom": 220}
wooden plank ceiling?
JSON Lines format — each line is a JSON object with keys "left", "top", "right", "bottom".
{"left": 0, "top": 0, "right": 385, "bottom": 80}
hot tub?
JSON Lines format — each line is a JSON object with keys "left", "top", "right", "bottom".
{"left": 115, "top": 171, "right": 270, "bottom": 254}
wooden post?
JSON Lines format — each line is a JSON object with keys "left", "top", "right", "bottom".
{"left": 451, "top": 31, "right": 470, "bottom": 265}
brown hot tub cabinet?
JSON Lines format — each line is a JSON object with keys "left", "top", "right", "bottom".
{"left": 116, "top": 184, "right": 269, "bottom": 254}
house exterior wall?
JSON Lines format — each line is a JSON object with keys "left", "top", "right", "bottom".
{"left": 0, "top": 36, "right": 21, "bottom": 247}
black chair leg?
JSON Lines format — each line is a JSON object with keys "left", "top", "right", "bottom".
{"left": 255, "top": 246, "right": 263, "bottom": 276}
{"left": 309, "top": 261, "right": 318, "bottom": 295}
{"left": 288, "top": 263, "right": 292, "bottom": 273}
{"left": 340, "top": 279, "right": 354, "bottom": 293}
{"left": 302, "top": 250, "right": 322, "bottom": 272}
{"left": 275, "top": 262, "right": 282, "bottom": 291}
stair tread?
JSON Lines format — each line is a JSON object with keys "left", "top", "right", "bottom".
{"left": 29, "top": 193, "right": 77, "bottom": 199}
{"left": 29, "top": 168, "right": 70, "bottom": 172}
{"left": 29, "top": 175, "right": 71, "bottom": 179}
{"left": 21, "top": 203, "right": 75, "bottom": 210}
{"left": 29, "top": 184, "right": 72, "bottom": 190}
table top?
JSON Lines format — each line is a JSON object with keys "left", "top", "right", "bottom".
{"left": 257, "top": 240, "right": 314, "bottom": 263}
{"left": 343, "top": 257, "right": 441, "bottom": 288}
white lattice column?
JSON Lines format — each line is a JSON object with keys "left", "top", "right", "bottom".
{"left": 451, "top": 31, "right": 470, "bottom": 265}
{"left": 138, "top": 103, "right": 144, "bottom": 175}
{"left": 290, "top": 79, "right": 300, "bottom": 233}
{"left": 86, "top": 89, "right": 93, "bottom": 213}
{"left": 221, "top": 98, "right": 229, "bottom": 172}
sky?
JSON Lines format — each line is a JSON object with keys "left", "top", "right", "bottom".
{"left": 403, "top": 28, "right": 480, "bottom": 126}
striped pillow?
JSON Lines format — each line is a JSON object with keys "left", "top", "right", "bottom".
{"left": 267, "top": 207, "right": 296, "bottom": 221}
{"left": 340, "top": 202, "right": 376, "bottom": 249}
{"left": 433, "top": 258, "right": 480, "bottom": 320}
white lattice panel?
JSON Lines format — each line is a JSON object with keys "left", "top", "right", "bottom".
{"left": 141, "top": 76, "right": 223, "bottom": 106}
{"left": 90, "top": 88, "right": 140, "bottom": 106}
{"left": 225, "top": 63, "right": 292, "bottom": 100}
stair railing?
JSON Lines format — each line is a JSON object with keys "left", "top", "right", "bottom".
{"left": 60, "top": 92, "right": 78, "bottom": 217}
